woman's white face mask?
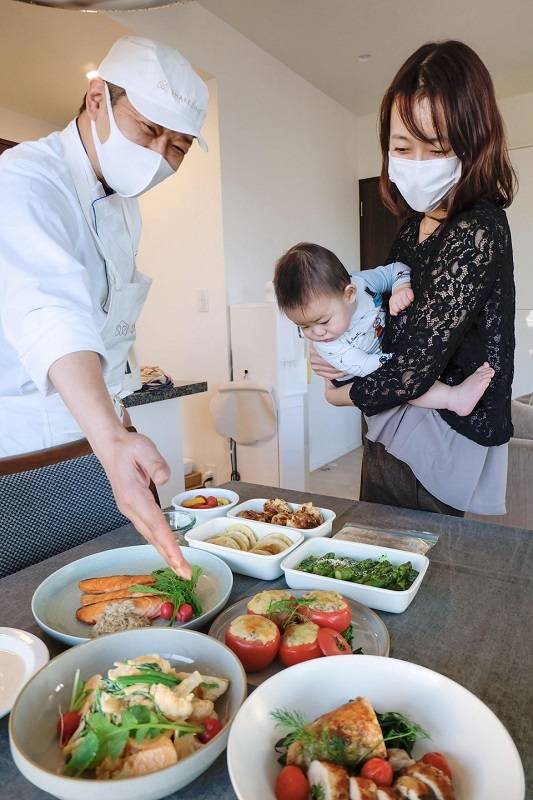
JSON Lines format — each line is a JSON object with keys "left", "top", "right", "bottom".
{"left": 91, "top": 85, "right": 174, "bottom": 198}
{"left": 388, "top": 153, "right": 462, "bottom": 213}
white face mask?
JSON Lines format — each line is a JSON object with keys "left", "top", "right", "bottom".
{"left": 388, "top": 154, "right": 462, "bottom": 213}
{"left": 91, "top": 85, "right": 175, "bottom": 198}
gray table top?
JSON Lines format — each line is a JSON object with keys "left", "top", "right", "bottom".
{"left": 1, "top": 482, "right": 531, "bottom": 799}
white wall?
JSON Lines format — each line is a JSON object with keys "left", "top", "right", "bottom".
{"left": 119, "top": 3, "right": 362, "bottom": 473}
{"left": 136, "top": 79, "right": 231, "bottom": 483}
{"left": 0, "top": 104, "right": 57, "bottom": 142}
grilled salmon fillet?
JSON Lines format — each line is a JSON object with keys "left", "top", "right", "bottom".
{"left": 80, "top": 589, "right": 156, "bottom": 606}
{"left": 78, "top": 575, "right": 155, "bottom": 593}
{"left": 76, "top": 595, "right": 163, "bottom": 624}
{"left": 287, "top": 697, "right": 386, "bottom": 767}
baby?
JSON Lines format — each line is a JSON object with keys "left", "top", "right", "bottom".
{"left": 273, "top": 242, "right": 494, "bottom": 417}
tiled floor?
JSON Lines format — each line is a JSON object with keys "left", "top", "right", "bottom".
{"left": 308, "top": 447, "right": 363, "bottom": 500}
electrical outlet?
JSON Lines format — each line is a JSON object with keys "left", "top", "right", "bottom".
{"left": 197, "top": 289, "right": 209, "bottom": 313}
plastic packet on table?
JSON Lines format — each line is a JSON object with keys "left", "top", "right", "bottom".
{"left": 333, "top": 523, "right": 439, "bottom": 555}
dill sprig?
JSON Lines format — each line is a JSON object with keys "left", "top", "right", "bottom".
{"left": 130, "top": 566, "right": 203, "bottom": 625}
{"left": 272, "top": 706, "right": 429, "bottom": 768}
{"left": 271, "top": 709, "right": 364, "bottom": 767}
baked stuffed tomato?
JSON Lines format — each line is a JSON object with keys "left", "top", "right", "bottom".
{"left": 246, "top": 589, "right": 295, "bottom": 628}
{"left": 225, "top": 614, "right": 280, "bottom": 672}
{"left": 299, "top": 590, "right": 351, "bottom": 633}
{"left": 279, "top": 621, "right": 322, "bottom": 667}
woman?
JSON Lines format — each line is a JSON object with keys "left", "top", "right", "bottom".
{"left": 312, "top": 40, "right": 516, "bottom": 516}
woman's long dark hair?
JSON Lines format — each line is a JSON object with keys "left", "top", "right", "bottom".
{"left": 379, "top": 40, "right": 517, "bottom": 218}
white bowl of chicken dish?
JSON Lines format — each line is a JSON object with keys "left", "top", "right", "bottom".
{"left": 9, "top": 628, "right": 247, "bottom": 800}
{"left": 227, "top": 655, "right": 525, "bottom": 800}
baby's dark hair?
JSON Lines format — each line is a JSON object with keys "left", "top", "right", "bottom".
{"left": 274, "top": 242, "right": 351, "bottom": 312}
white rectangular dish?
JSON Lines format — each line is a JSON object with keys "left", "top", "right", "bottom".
{"left": 227, "top": 499, "right": 336, "bottom": 539}
{"left": 281, "top": 537, "right": 429, "bottom": 613}
{"left": 185, "top": 517, "right": 305, "bottom": 580}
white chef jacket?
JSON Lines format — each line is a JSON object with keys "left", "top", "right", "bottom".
{"left": 0, "top": 120, "right": 147, "bottom": 455}
{"left": 315, "top": 262, "right": 411, "bottom": 377}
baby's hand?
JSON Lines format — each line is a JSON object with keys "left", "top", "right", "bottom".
{"left": 389, "top": 285, "right": 414, "bottom": 316}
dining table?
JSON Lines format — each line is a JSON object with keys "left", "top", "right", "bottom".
{"left": 0, "top": 480, "right": 531, "bottom": 799}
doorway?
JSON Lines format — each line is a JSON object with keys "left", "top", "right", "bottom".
{"left": 359, "top": 176, "right": 401, "bottom": 269}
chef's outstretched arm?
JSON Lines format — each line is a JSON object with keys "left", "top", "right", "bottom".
{"left": 48, "top": 350, "right": 192, "bottom": 579}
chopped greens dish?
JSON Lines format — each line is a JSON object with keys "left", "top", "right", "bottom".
{"left": 56, "top": 655, "right": 230, "bottom": 779}
{"left": 295, "top": 553, "right": 418, "bottom": 591}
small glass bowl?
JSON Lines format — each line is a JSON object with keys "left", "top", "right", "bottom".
{"left": 162, "top": 509, "right": 196, "bottom": 544}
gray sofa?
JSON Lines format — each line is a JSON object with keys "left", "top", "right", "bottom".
{"left": 467, "top": 393, "right": 533, "bottom": 530}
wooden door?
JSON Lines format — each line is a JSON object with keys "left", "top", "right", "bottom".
{"left": 359, "top": 176, "right": 401, "bottom": 269}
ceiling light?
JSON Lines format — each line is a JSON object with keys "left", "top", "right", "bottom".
{"left": 358, "top": 53, "right": 372, "bottom": 63}
{"left": 86, "top": 69, "right": 98, "bottom": 80}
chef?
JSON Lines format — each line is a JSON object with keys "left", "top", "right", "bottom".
{"left": 0, "top": 36, "right": 209, "bottom": 577}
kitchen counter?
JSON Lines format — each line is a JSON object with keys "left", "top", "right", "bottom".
{"left": 123, "top": 379, "right": 207, "bottom": 408}
{"left": 1, "top": 482, "right": 531, "bottom": 799}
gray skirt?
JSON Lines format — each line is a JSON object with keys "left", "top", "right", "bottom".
{"left": 365, "top": 405, "right": 508, "bottom": 515}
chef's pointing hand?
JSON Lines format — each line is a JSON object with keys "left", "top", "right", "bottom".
{"left": 100, "top": 429, "right": 192, "bottom": 580}
{"left": 49, "top": 351, "right": 192, "bottom": 580}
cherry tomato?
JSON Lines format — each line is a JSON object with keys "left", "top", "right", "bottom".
{"left": 159, "top": 601, "right": 175, "bottom": 620}
{"left": 198, "top": 716, "right": 223, "bottom": 743}
{"left": 301, "top": 593, "right": 351, "bottom": 633}
{"left": 421, "top": 752, "right": 452, "bottom": 779}
{"left": 56, "top": 710, "right": 81, "bottom": 745}
{"left": 206, "top": 496, "right": 218, "bottom": 508}
{"left": 360, "top": 757, "right": 393, "bottom": 787}
{"left": 225, "top": 615, "right": 280, "bottom": 672}
{"left": 317, "top": 627, "right": 352, "bottom": 657}
{"left": 176, "top": 603, "right": 194, "bottom": 623}
{"left": 278, "top": 622, "right": 322, "bottom": 667}
{"left": 274, "top": 765, "right": 310, "bottom": 800}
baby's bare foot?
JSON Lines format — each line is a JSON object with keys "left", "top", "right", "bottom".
{"left": 448, "top": 362, "right": 495, "bottom": 417}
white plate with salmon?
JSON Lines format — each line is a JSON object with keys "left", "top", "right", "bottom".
{"left": 31, "top": 545, "right": 233, "bottom": 646}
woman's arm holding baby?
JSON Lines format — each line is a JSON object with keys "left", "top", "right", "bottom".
{"left": 323, "top": 378, "right": 352, "bottom": 406}
{"left": 347, "top": 216, "right": 501, "bottom": 415}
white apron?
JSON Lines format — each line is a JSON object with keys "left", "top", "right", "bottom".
{"left": 0, "top": 122, "right": 151, "bottom": 456}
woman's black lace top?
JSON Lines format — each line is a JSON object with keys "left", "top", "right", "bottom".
{"left": 349, "top": 200, "right": 515, "bottom": 446}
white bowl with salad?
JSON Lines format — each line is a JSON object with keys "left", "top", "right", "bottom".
{"left": 281, "top": 537, "right": 429, "bottom": 613}
{"left": 227, "top": 654, "right": 525, "bottom": 800}
{"left": 9, "top": 627, "right": 247, "bottom": 800}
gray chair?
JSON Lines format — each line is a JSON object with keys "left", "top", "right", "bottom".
{"left": 0, "top": 430, "right": 159, "bottom": 578}
{"left": 467, "top": 393, "right": 533, "bottom": 530}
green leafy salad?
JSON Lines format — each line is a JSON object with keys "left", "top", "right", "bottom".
{"left": 56, "top": 655, "right": 229, "bottom": 779}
